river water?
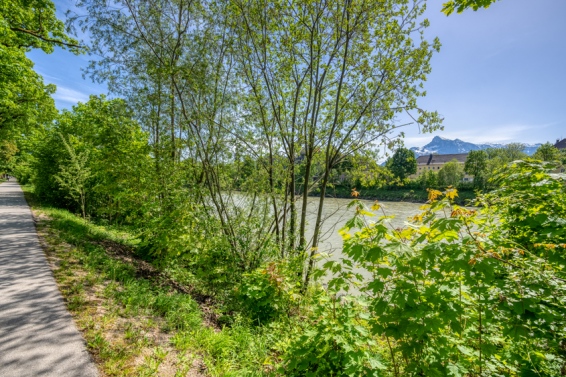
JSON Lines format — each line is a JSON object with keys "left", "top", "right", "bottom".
{"left": 302, "top": 197, "right": 424, "bottom": 283}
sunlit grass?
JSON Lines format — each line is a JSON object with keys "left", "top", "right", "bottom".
{"left": 23, "top": 186, "right": 276, "bottom": 376}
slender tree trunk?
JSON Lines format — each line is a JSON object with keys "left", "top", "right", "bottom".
{"left": 288, "top": 154, "right": 296, "bottom": 252}
{"left": 170, "top": 77, "right": 176, "bottom": 162}
{"left": 302, "top": 163, "right": 330, "bottom": 290}
{"left": 299, "top": 152, "right": 313, "bottom": 250}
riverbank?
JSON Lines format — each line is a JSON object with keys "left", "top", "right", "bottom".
{"left": 313, "top": 186, "right": 477, "bottom": 205}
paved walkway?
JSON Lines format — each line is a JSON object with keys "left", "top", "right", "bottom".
{"left": 0, "top": 181, "right": 98, "bottom": 377}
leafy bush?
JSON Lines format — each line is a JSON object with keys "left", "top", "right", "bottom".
{"left": 32, "top": 95, "right": 150, "bottom": 220}
{"left": 237, "top": 261, "right": 300, "bottom": 325}
{"left": 279, "top": 293, "right": 385, "bottom": 376}
{"left": 486, "top": 159, "right": 566, "bottom": 248}
{"left": 321, "top": 160, "right": 566, "bottom": 376}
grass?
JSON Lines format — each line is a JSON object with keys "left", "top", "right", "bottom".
{"left": 23, "top": 186, "right": 277, "bottom": 376}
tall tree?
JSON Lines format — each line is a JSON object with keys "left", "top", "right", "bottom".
{"left": 386, "top": 147, "right": 418, "bottom": 180}
{"left": 0, "top": 140, "right": 18, "bottom": 175}
{"left": 55, "top": 133, "right": 91, "bottom": 219}
{"left": 1, "top": 0, "right": 81, "bottom": 52}
{"left": 72, "top": 0, "right": 442, "bottom": 285}
{"left": 33, "top": 96, "right": 150, "bottom": 219}
{"left": 464, "top": 149, "right": 487, "bottom": 190}
{"left": 231, "top": 0, "right": 442, "bottom": 288}
{"left": 438, "top": 159, "right": 464, "bottom": 187}
{"left": 72, "top": 0, "right": 280, "bottom": 270}
{"left": 533, "top": 142, "right": 561, "bottom": 162}
{"left": 0, "top": 0, "right": 81, "bottom": 134}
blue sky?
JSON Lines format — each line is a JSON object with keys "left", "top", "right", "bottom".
{"left": 28, "top": 0, "right": 566, "bottom": 148}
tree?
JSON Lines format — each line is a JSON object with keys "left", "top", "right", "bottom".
{"left": 0, "top": 0, "right": 83, "bottom": 136}
{"left": 502, "top": 142, "right": 528, "bottom": 161}
{"left": 231, "top": 0, "right": 442, "bottom": 289}
{"left": 0, "top": 45, "right": 57, "bottom": 134}
{"left": 442, "top": 0, "right": 501, "bottom": 15}
{"left": 438, "top": 159, "right": 464, "bottom": 187}
{"left": 348, "top": 153, "right": 395, "bottom": 190}
{"left": 386, "top": 148, "right": 418, "bottom": 181}
{"left": 74, "top": 0, "right": 442, "bottom": 283}
{"left": 533, "top": 142, "right": 561, "bottom": 162}
{"left": 33, "top": 95, "right": 150, "bottom": 219}
{"left": 55, "top": 133, "right": 91, "bottom": 219}
{"left": 483, "top": 144, "right": 528, "bottom": 184}
{"left": 0, "top": 140, "right": 18, "bottom": 174}
{"left": 0, "top": 0, "right": 82, "bottom": 134}
{"left": 1, "top": 0, "right": 81, "bottom": 52}
{"left": 417, "top": 169, "right": 438, "bottom": 190}
{"left": 464, "top": 149, "right": 488, "bottom": 190}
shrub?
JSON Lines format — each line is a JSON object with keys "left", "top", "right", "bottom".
{"left": 237, "top": 261, "right": 299, "bottom": 324}
{"left": 319, "top": 160, "right": 566, "bottom": 376}
{"left": 280, "top": 293, "right": 385, "bottom": 376}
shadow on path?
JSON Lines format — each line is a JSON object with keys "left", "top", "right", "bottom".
{"left": 0, "top": 181, "right": 98, "bottom": 377}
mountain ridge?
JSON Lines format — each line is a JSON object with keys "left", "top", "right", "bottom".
{"left": 410, "top": 136, "right": 541, "bottom": 156}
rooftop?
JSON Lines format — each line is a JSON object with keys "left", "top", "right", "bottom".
{"left": 416, "top": 153, "right": 468, "bottom": 165}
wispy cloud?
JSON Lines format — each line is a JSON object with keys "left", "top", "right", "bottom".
{"left": 34, "top": 69, "right": 61, "bottom": 82}
{"left": 53, "top": 86, "right": 90, "bottom": 104}
{"left": 441, "top": 122, "right": 558, "bottom": 144}
{"left": 404, "top": 135, "right": 438, "bottom": 147}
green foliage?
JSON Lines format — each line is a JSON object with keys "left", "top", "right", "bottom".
{"left": 32, "top": 95, "right": 150, "bottom": 219}
{"left": 0, "top": 139, "right": 18, "bottom": 173}
{"left": 0, "top": 46, "right": 57, "bottom": 134}
{"left": 386, "top": 148, "right": 418, "bottom": 181}
{"left": 415, "top": 169, "right": 439, "bottom": 190}
{"left": 1, "top": 0, "right": 81, "bottom": 53}
{"left": 464, "top": 149, "right": 488, "bottom": 190}
{"left": 280, "top": 294, "right": 384, "bottom": 377}
{"left": 237, "top": 261, "right": 299, "bottom": 325}
{"left": 486, "top": 143, "right": 528, "bottom": 164}
{"left": 442, "top": 0, "right": 501, "bottom": 15}
{"left": 328, "top": 153, "right": 395, "bottom": 190}
{"left": 533, "top": 142, "right": 562, "bottom": 162}
{"left": 55, "top": 133, "right": 91, "bottom": 218}
{"left": 438, "top": 158, "right": 464, "bottom": 187}
{"left": 487, "top": 159, "right": 566, "bottom": 248}
{"left": 0, "top": 0, "right": 81, "bottom": 134}
{"left": 322, "top": 160, "right": 566, "bottom": 376}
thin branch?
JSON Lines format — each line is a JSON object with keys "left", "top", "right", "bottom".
{"left": 9, "top": 27, "right": 82, "bottom": 49}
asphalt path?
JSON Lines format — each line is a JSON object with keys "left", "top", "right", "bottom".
{"left": 0, "top": 181, "right": 98, "bottom": 377}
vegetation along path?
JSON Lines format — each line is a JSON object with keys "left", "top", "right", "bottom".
{"left": 0, "top": 181, "right": 98, "bottom": 377}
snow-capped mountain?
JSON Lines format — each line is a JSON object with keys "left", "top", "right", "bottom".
{"left": 410, "top": 136, "right": 541, "bottom": 157}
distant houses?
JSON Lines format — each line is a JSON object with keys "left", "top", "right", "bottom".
{"left": 411, "top": 153, "right": 473, "bottom": 182}
{"left": 405, "top": 139, "right": 565, "bottom": 183}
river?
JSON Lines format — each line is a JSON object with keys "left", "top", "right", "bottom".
{"left": 304, "top": 197, "right": 423, "bottom": 254}
{"left": 302, "top": 197, "right": 424, "bottom": 284}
